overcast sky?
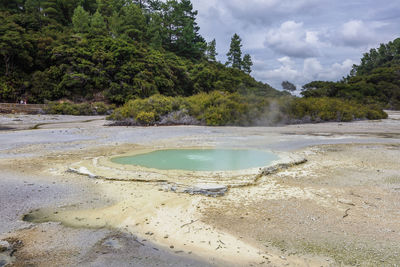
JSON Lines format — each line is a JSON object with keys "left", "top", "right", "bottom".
{"left": 191, "top": 0, "right": 400, "bottom": 91}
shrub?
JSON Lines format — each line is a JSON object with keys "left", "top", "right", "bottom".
{"left": 136, "top": 111, "right": 156, "bottom": 125}
{"left": 45, "top": 102, "right": 114, "bottom": 115}
{"left": 283, "top": 97, "right": 388, "bottom": 123}
{"left": 108, "top": 92, "right": 387, "bottom": 126}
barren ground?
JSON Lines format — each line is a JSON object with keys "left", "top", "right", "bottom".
{"left": 0, "top": 111, "right": 399, "bottom": 266}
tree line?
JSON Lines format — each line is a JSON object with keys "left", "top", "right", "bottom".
{"left": 0, "top": 0, "right": 265, "bottom": 104}
{"left": 301, "top": 38, "right": 400, "bottom": 109}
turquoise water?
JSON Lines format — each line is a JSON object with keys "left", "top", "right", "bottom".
{"left": 111, "top": 149, "right": 279, "bottom": 171}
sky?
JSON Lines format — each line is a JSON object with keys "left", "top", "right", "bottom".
{"left": 191, "top": 0, "right": 400, "bottom": 91}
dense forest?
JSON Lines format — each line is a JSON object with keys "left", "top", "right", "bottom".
{"left": 0, "top": 0, "right": 281, "bottom": 104}
{"left": 301, "top": 38, "right": 400, "bottom": 109}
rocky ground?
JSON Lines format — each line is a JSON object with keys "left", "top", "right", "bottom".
{"left": 0, "top": 111, "right": 399, "bottom": 266}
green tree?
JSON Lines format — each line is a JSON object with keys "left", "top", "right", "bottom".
{"left": 42, "top": 0, "right": 63, "bottom": 23}
{"left": 79, "top": 0, "right": 98, "bottom": 14}
{"left": 58, "top": 0, "right": 89, "bottom": 24}
{"left": 351, "top": 38, "right": 400, "bottom": 76}
{"left": 0, "top": 0, "right": 25, "bottom": 13}
{"left": 242, "top": 53, "right": 252, "bottom": 74}
{"left": 0, "top": 0, "right": 285, "bottom": 104}
{"left": 161, "top": 0, "right": 206, "bottom": 58}
{"left": 90, "top": 10, "right": 107, "bottom": 35}
{"left": 0, "top": 13, "right": 33, "bottom": 77}
{"left": 72, "top": 6, "right": 90, "bottom": 33}
{"left": 24, "top": 0, "right": 44, "bottom": 29}
{"left": 24, "top": 0, "right": 41, "bottom": 14}
{"left": 206, "top": 39, "right": 217, "bottom": 61}
{"left": 226, "top": 33, "right": 242, "bottom": 69}
{"left": 110, "top": 11, "right": 122, "bottom": 36}
{"left": 96, "top": 0, "right": 125, "bottom": 18}
{"left": 133, "top": 0, "right": 151, "bottom": 9}
{"left": 147, "top": 13, "right": 163, "bottom": 49}
{"left": 119, "top": 4, "right": 146, "bottom": 41}
{"left": 281, "top": 80, "right": 296, "bottom": 92}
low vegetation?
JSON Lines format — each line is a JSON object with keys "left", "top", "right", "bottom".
{"left": 45, "top": 101, "right": 114, "bottom": 115}
{"left": 285, "top": 97, "right": 387, "bottom": 122}
{"left": 108, "top": 92, "right": 387, "bottom": 126}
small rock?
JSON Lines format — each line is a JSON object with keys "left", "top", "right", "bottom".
{"left": 67, "top": 167, "right": 97, "bottom": 178}
{"left": 0, "top": 241, "right": 10, "bottom": 252}
{"left": 338, "top": 199, "right": 355, "bottom": 206}
{"left": 102, "top": 238, "right": 123, "bottom": 250}
{"left": 184, "top": 184, "right": 228, "bottom": 197}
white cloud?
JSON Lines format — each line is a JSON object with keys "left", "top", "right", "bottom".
{"left": 254, "top": 57, "right": 300, "bottom": 85}
{"left": 338, "top": 20, "right": 384, "bottom": 47}
{"left": 254, "top": 57, "right": 356, "bottom": 89}
{"left": 303, "top": 58, "right": 323, "bottom": 79}
{"left": 264, "top": 21, "right": 322, "bottom": 58}
{"left": 221, "top": 0, "right": 326, "bottom": 25}
{"left": 318, "top": 59, "right": 355, "bottom": 80}
{"left": 278, "top": 56, "right": 295, "bottom": 67}
{"left": 191, "top": 0, "right": 399, "bottom": 88}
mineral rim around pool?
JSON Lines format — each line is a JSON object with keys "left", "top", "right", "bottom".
{"left": 111, "top": 149, "right": 279, "bottom": 171}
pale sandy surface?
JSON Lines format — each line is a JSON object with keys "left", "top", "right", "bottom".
{"left": 0, "top": 111, "right": 399, "bottom": 266}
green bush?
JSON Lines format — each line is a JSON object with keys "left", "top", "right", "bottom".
{"left": 45, "top": 102, "right": 114, "bottom": 115}
{"left": 108, "top": 92, "right": 387, "bottom": 126}
{"left": 0, "top": 81, "right": 17, "bottom": 102}
{"left": 285, "top": 97, "right": 387, "bottom": 122}
{"left": 136, "top": 111, "right": 156, "bottom": 125}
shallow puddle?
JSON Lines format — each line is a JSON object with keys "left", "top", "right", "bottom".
{"left": 111, "top": 149, "right": 278, "bottom": 171}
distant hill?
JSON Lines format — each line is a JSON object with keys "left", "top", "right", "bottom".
{"left": 0, "top": 0, "right": 283, "bottom": 104}
{"left": 301, "top": 38, "right": 400, "bottom": 109}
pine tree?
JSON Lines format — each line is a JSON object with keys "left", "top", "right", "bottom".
{"left": 226, "top": 33, "right": 242, "bottom": 69}
{"left": 110, "top": 11, "right": 122, "bottom": 37}
{"left": 72, "top": 6, "right": 90, "bottom": 33}
{"left": 206, "top": 39, "right": 217, "bottom": 61}
{"left": 96, "top": 0, "right": 125, "bottom": 17}
{"left": 42, "top": 0, "right": 63, "bottom": 23}
{"left": 24, "top": 0, "right": 41, "bottom": 14}
{"left": 90, "top": 10, "right": 107, "bottom": 35}
{"left": 147, "top": 13, "right": 163, "bottom": 49}
{"left": 161, "top": 0, "right": 205, "bottom": 58}
{"left": 24, "top": 0, "right": 43, "bottom": 28}
{"left": 119, "top": 4, "right": 146, "bottom": 41}
{"left": 0, "top": 0, "right": 25, "bottom": 13}
{"left": 79, "top": 0, "right": 98, "bottom": 14}
{"left": 133, "top": 0, "right": 150, "bottom": 9}
{"left": 242, "top": 54, "right": 253, "bottom": 74}
{"left": 58, "top": 0, "right": 87, "bottom": 24}
{"left": 0, "top": 13, "right": 32, "bottom": 77}
{"left": 147, "top": 0, "right": 162, "bottom": 12}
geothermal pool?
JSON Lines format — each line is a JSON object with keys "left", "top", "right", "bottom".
{"left": 111, "top": 149, "right": 279, "bottom": 171}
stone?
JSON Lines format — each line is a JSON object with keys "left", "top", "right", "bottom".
{"left": 0, "top": 241, "right": 10, "bottom": 252}
{"left": 102, "top": 238, "right": 123, "bottom": 250}
{"left": 67, "top": 167, "right": 98, "bottom": 178}
{"left": 184, "top": 184, "right": 228, "bottom": 197}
